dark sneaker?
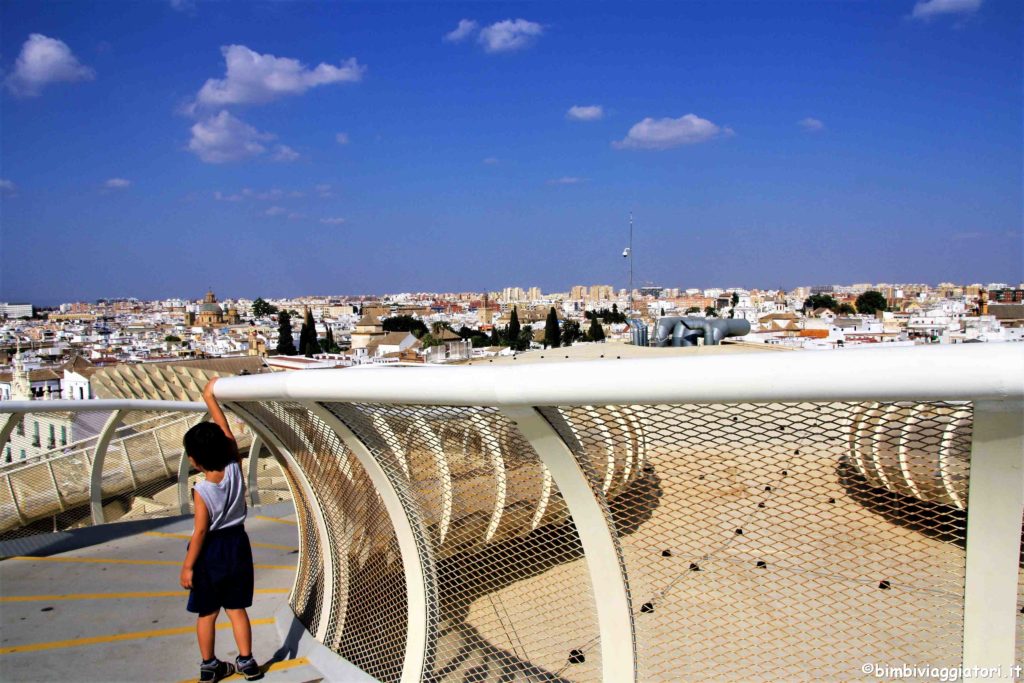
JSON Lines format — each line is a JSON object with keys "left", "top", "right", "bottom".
{"left": 199, "top": 659, "right": 235, "bottom": 683}
{"left": 235, "top": 655, "right": 263, "bottom": 681}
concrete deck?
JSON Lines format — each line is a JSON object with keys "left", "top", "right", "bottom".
{"left": 0, "top": 501, "right": 325, "bottom": 683}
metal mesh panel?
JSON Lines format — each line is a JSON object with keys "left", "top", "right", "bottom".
{"left": 551, "top": 401, "right": 972, "bottom": 682}
{"left": 247, "top": 443, "right": 293, "bottom": 505}
{"left": 6, "top": 450, "right": 65, "bottom": 522}
{"left": 328, "top": 402, "right": 603, "bottom": 682}
{"left": 230, "top": 402, "right": 327, "bottom": 641}
{"left": 256, "top": 402, "right": 410, "bottom": 681}
{"left": 0, "top": 410, "right": 207, "bottom": 540}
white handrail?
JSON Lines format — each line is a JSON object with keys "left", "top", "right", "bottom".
{"left": 0, "top": 400, "right": 205, "bottom": 413}
{"left": 214, "top": 344, "right": 1024, "bottom": 406}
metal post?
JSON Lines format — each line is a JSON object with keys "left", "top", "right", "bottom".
{"left": 303, "top": 401, "right": 431, "bottom": 683}
{"left": 153, "top": 430, "right": 171, "bottom": 478}
{"left": 89, "top": 410, "right": 127, "bottom": 525}
{"left": 247, "top": 435, "right": 263, "bottom": 507}
{"left": 0, "top": 413, "right": 25, "bottom": 457}
{"left": 962, "top": 400, "right": 1024, "bottom": 681}
{"left": 47, "top": 460, "right": 65, "bottom": 511}
{"left": 500, "top": 406, "right": 637, "bottom": 683}
{"left": 123, "top": 439, "right": 139, "bottom": 491}
{"left": 5, "top": 474, "right": 26, "bottom": 525}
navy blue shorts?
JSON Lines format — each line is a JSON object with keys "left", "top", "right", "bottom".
{"left": 186, "top": 524, "right": 254, "bottom": 615}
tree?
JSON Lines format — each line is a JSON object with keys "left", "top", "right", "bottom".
{"left": 704, "top": 306, "right": 719, "bottom": 318}
{"left": 276, "top": 311, "right": 297, "bottom": 355}
{"left": 382, "top": 315, "right": 428, "bottom": 338}
{"left": 322, "top": 324, "right": 340, "bottom": 353}
{"left": 561, "top": 320, "right": 582, "bottom": 346}
{"left": 419, "top": 333, "right": 443, "bottom": 349}
{"left": 837, "top": 303, "right": 857, "bottom": 315}
{"left": 802, "top": 293, "right": 840, "bottom": 313}
{"left": 298, "top": 308, "right": 321, "bottom": 357}
{"left": 543, "top": 307, "right": 561, "bottom": 348}
{"left": 517, "top": 325, "right": 534, "bottom": 351}
{"left": 164, "top": 334, "right": 181, "bottom": 343}
{"left": 252, "top": 297, "right": 277, "bottom": 317}
{"left": 588, "top": 316, "right": 606, "bottom": 342}
{"left": 507, "top": 307, "right": 521, "bottom": 349}
{"left": 685, "top": 307, "right": 701, "bottom": 314}
{"left": 855, "top": 290, "right": 888, "bottom": 315}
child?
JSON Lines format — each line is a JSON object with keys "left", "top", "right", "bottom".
{"left": 180, "top": 377, "right": 262, "bottom": 682}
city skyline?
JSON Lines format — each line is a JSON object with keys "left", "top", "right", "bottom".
{"left": 1, "top": 1, "right": 1021, "bottom": 303}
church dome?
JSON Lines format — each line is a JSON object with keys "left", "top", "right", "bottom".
{"left": 199, "top": 302, "right": 222, "bottom": 313}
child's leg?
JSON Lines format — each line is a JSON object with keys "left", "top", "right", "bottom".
{"left": 196, "top": 609, "right": 220, "bottom": 661}
{"left": 224, "top": 608, "right": 252, "bottom": 657}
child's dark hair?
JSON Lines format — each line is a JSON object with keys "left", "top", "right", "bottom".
{"left": 183, "top": 422, "right": 235, "bottom": 471}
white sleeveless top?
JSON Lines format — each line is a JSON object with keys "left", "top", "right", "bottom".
{"left": 194, "top": 461, "right": 247, "bottom": 531}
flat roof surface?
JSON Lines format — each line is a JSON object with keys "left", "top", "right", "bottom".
{"left": 465, "top": 340, "right": 787, "bottom": 365}
{"left": 0, "top": 503, "right": 322, "bottom": 682}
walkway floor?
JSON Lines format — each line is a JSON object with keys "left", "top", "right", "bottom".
{"left": 0, "top": 502, "right": 325, "bottom": 682}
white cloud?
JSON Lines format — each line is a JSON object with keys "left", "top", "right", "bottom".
{"left": 911, "top": 0, "right": 982, "bottom": 19}
{"left": 320, "top": 217, "right": 346, "bottom": 225}
{"left": 288, "top": 212, "right": 305, "bottom": 221}
{"left": 264, "top": 206, "right": 287, "bottom": 217}
{"left": 169, "top": 0, "right": 195, "bottom": 11}
{"left": 214, "top": 187, "right": 296, "bottom": 200}
{"left": 104, "top": 178, "right": 131, "bottom": 189}
{"left": 547, "top": 177, "right": 584, "bottom": 185}
{"left": 315, "top": 183, "right": 333, "bottom": 198}
{"left": 482, "top": 157, "right": 499, "bottom": 165}
{"left": 478, "top": 19, "right": 543, "bottom": 53}
{"left": 444, "top": 19, "right": 479, "bottom": 43}
{"left": 272, "top": 145, "right": 300, "bottom": 162}
{"left": 567, "top": 105, "right": 604, "bottom": 121}
{"left": 5, "top": 34, "right": 95, "bottom": 97}
{"left": 799, "top": 117, "right": 825, "bottom": 132}
{"left": 188, "top": 110, "right": 274, "bottom": 163}
{"left": 335, "top": 132, "right": 349, "bottom": 145}
{"left": 614, "top": 114, "right": 728, "bottom": 150}
{"left": 1, "top": 179, "right": 18, "bottom": 195}
{"left": 194, "top": 44, "right": 365, "bottom": 108}
{"left": 214, "top": 187, "right": 288, "bottom": 201}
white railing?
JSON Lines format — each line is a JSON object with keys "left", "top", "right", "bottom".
{"left": 0, "top": 400, "right": 268, "bottom": 532}
{"left": 212, "top": 344, "right": 1023, "bottom": 683}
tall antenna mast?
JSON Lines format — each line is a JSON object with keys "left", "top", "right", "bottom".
{"left": 628, "top": 211, "right": 634, "bottom": 315}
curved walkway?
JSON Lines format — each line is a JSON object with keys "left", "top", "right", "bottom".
{"left": 0, "top": 502, "right": 325, "bottom": 682}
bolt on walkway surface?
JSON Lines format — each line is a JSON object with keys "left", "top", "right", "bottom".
{"left": 0, "top": 502, "right": 325, "bottom": 683}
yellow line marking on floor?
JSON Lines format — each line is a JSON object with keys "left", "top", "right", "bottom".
{"left": 175, "top": 657, "right": 312, "bottom": 683}
{"left": 0, "top": 618, "right": 275, "bottom": 655}
{"left": 254, "top": 515, "right": 297, "bottom": 525}
{"left": 7, "top": 556, "right": 295, "bottom": 570}
{"left": 0, "top": 589, "right": 289, "bottom": 602}
{"left": 143, "top": 531, "right": 297, "bottom": 551}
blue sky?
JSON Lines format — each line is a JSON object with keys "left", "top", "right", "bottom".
{"left": 1, "top": 0, "right": 1020, "bottom": 304}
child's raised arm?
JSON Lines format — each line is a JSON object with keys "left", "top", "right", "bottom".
{"left": 202, "top": 377, "right": 240, "bottom": 464}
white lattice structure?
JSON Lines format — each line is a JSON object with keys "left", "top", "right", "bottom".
{"left": 2, "top": 344, "right": 1022, "bottom": 682}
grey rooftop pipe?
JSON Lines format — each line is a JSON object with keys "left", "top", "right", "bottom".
{"left": 653, "top": 316, "right": 751, "bottom": 347}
